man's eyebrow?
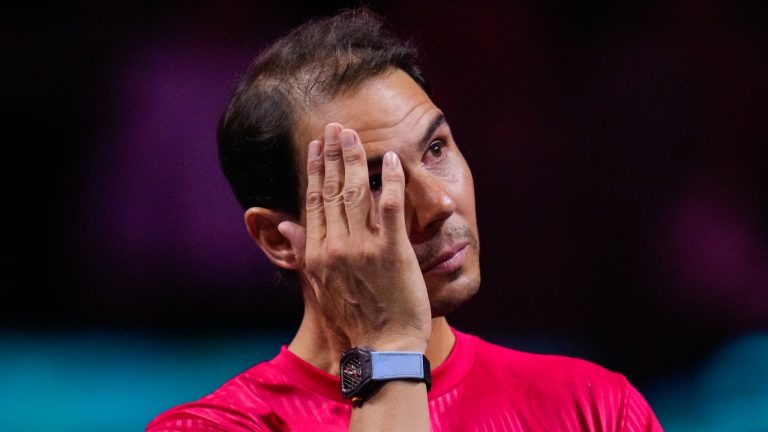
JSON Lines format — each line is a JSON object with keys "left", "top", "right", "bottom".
{"left": 419, "top": 113, "right": 446, "bottom": 149}
{"left": 366, "top": 113, "right": 447, "bottom": 170}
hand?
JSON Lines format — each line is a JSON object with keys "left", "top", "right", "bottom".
{"left": 278, "top": 123, "right": 432, "bottom": 352}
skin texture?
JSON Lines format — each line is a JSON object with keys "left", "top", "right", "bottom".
{"left": 245, "top": 68, "right": 481, "bottom": 430}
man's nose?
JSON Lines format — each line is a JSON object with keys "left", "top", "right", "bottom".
{"left": 405, "top": 172, "right": 456, "bottom": 236}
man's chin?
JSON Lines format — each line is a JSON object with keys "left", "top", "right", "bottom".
{"left": 426, "top": 272, "right": 481, "bottom": 318}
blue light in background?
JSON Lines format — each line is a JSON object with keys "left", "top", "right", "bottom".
{"left": 1, "top": 330, "right": 766, "bottom": 431}
{"left": 649, "top": 332, "right": 768, "bottom": 431}
{"left": 0, "top": 330, "right": 290, "bottom": 432}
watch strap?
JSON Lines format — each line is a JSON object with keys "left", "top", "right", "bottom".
{"left": 340, "top": 348, "right": 432, "bottom": 401}
{"left": 370, "top": 351, "right": 431, "bottom": 390}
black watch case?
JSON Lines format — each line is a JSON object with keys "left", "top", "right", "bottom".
{"left": 340, "top": 347, "right": 376, "bottom": 399}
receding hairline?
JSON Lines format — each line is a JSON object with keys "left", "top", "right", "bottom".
{"left": 216, "top": 7, "right": 430, "bottom": 218}
{"left": 287, "top": 66, "right": 407, "bottom": 155}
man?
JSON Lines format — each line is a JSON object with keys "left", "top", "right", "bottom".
{"left": 147, "top": 8, "right": 662, "bottom": 431}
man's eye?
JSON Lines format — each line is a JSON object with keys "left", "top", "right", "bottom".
{"left": 428, "top": 140, "right": 444, "bottom": 157}
{"left": 369, "top": 173, "right": 382, "bottom": 192}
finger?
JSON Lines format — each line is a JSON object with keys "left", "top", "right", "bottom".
{"left": 277, "top": 220, "right": 307, "bottom": 267}
{"left": 305, "top": 139, "right": 326, "bottom": 244}
{"left": 378, "top": 151, "right": 407, "bottom": 239}
{"left": 339, "top": 128, "right": 372, "bottom": 234}
{"left": 322, "top": 123, "right": 348, "bottom": 236}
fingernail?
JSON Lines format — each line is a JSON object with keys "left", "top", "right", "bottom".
{"left": 308, "top": 140, "right": 321, "bottom": 159}
{"left": 340, "top": 130, "right": 355, "bottom": 149}
{"left": 325, "top": 124, "right": 340, "bottom": 144}
{"left": 384, "top": 151, "right": 399, "bottom": 167}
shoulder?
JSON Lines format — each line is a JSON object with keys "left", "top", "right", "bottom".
{"left": 467, "top": 332, "right": 627, "bottom": 389}
{"left": 462, "top": 332, "right": 663, "bottom": 430}
{"left": 146, "top": 361, "right": 281, "bottom": 432}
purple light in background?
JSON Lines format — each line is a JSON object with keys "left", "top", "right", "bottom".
{"left": 79, "top": 33, "right": 276, "bottom": 300}
{"left": 657, "top": 167, "right": 768, "bottom": 324}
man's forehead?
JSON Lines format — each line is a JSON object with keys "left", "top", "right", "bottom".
{"left": 292, "top": 69, "right": 438, "bottom": 157}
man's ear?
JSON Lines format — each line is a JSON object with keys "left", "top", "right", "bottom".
{"left": 244, "top": 207, "right": 300, "bottom": 271}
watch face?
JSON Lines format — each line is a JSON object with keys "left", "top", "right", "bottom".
{"left": 340, "top": 348, "right": 372, "bottom": 398}
{"left": 340, "top": 355, "right": 363, "bottom": 394}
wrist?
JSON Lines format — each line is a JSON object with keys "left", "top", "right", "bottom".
{"left": 340, "top": 347, "right": 432, "bottom": 401}
{"left": 352, "top": 336, "right": 428, "bottom": 354}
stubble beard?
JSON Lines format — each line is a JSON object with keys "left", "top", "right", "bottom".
{"left": 414, "top": 225, "right": 481, "bottom": 318}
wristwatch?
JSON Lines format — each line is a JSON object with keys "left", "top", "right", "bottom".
{"left": 340, "top": 347, "right": 431, "bottom": 403}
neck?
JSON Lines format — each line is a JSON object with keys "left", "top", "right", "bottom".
{"left": 288, "top": 287, "right": 456, "bottom": 376}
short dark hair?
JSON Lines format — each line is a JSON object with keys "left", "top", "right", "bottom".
{"left": 217, "top": 8, "right": 430, "bottom": 218}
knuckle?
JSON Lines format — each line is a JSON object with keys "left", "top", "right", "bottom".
{"left": 305, "top": 191, "right": 323, "bottom": 209}
{"left": 380, "top": 196, "right": 402, "bottom": 215}
{"left": 343, "top": 185, "right": 365, "bottom": 205}
{"left": 343, "top": 150, "right": 363, "bottom": 165}
{"left": 322, "top": 180, "right": 341, "bottom": 200}
{"left": 325, "top": 243, "right": 346, "bottom": 261}
{"left": 324, "top": 146, "right": 343, "bottom": 162}
{"left": 360, "top": 247, "right": 380, "bottom": 264}
{"left": 306, "top": 158, "right": 323, "bottom": 175}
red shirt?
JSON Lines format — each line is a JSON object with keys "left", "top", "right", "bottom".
{"left": 147, "top": 327, "right": 662, "bottom": 431}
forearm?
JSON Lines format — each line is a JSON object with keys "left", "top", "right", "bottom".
{"left": 349, "top": 380, "right": 430, "bottom": 432}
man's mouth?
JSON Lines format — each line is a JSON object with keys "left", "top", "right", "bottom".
{"left": 420, "top": 243, "right": 470, "bottom": 274}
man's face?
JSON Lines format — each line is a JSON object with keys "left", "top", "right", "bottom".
{"left": 292, "top": 69, "right": 480, "bottom": 317}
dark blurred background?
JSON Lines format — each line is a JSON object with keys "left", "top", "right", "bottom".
{"left": 3, "top": 1, "right": 767, "bottom": 431}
